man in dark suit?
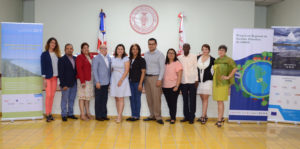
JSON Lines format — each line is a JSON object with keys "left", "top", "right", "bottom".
{"left": 58, "top": 43, "right": 78, "bottom": 121}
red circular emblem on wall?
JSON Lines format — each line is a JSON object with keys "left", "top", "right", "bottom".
{"left": 130, "top": 5, "right": 159, "bottom": 34}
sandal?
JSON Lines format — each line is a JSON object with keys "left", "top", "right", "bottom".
{"left": 80, "top": 114, "right": 89, "bottom": 121}
{"left": 215, "top": 121, "right": 222, "bottom": 127}
{"left": 116, "top": 116, "right": 122, "bottom": 123}
{"left": 221, "top": 117, "right": 225, "bottom": 123}
{"left": 201, "top": 116, "right": 208, "bottom": 124}
{"left": 86, "top": 114, "right": 94, "bottom": 120}
{"left": 197, "top": 117, "right": 202, "bottom": 122}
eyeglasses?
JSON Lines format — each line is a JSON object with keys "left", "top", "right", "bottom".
{"left": 168, "top": 52, "right": 175, "bottom": 55}
{"left": 148, "top": 43, "right": 156, "bottom": 45}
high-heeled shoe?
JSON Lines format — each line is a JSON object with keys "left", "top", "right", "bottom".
{"left": 49, "top": 114, "right": 54, "bottom": 121}
{"left": 80, "top": 115, "right": 89, "bottom": 121}
{"left": 46, "top": 115, "right": 51, "bottom": 122}
{"left": 215, "top": 121, "right": 222, "bottom": 127}
{"left": 202, "top": 116, "right": 208, "bottom": 124}
{"left": 86, "top": 114, "right": 94, "bottom": 120}
{"left": 116, "top": 117, "right": 122, "bottom": 123}
{"left": 221, "top": 117, "right": 225, "bottom": 123}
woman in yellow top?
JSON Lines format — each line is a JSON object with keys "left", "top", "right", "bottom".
{"left": 213, "top": 45, "right": 237, "bottom": 127}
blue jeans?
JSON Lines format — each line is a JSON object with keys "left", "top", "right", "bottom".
{"left": 61, "top": 83, "right": 77, "bottom": 117}
{"left": 130, "top": 82, "right": 142, "bottom": 118}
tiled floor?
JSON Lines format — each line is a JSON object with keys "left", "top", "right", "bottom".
{"left": 1, "top": 117, "right": 300, "bottom": 149}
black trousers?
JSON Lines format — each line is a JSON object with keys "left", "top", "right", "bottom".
{"left": 94, "top": 85, "right": 109, "bottom": 118}
{"left": 180, "top": 83, "right": 196, "bottom": 121}
{"left": 162, "top": 87, "right": 179, "bottom": 120}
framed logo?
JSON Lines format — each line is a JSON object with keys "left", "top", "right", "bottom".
{"left": 130, "top": 5, "right": 159, "bottom": 34}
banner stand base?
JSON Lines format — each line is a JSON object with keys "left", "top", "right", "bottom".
{"left": 229, "top": 120, "right": 267, "bottom": 124}
{"left": 1, "top": 116, "right": 43, "bottom": 122}
{"left": 268, "top": 120, "right": 300, "bottom": 125}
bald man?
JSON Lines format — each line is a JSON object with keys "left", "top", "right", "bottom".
{"left": 92, "top": 45, "right": 111, "bottom": 121}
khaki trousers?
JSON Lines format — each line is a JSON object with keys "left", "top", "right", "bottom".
{"left": 144, "top": 76, "right": 162, "bottom": 120}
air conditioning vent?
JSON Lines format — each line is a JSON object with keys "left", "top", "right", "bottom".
{"left": 255, "top": 0, "right": 284, "bottom": 6}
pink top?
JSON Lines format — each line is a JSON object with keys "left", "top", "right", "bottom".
{"left": 162, "top": 61, "right": 183, "bottom": 88}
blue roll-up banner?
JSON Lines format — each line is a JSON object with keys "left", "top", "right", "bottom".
{"left": 268, "top": 26, "right": 300, "bottom": 124}
{"left": 1, "top": 22, "right": 43, "bottom": 121}
{"left": 229, "top": 28, "right": 274, "bottom": 122}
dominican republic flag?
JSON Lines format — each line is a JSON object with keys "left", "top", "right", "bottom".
{"left": 178, "top": 12, "right": 186, "bottom": 55}
{"left": 97, "top": 11, "right": 106, "bottom": 49}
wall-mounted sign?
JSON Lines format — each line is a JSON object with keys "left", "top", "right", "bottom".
{"left": 130, "top": 5, "right": 159, "bottom": 34}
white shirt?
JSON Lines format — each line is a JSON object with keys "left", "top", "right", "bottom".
{"left": 197, "top": 55, "right": 212, "bottom": 82}
{"left": 178, "top": 53, "right": 198, "bottom": 84}
{"left": 101, "top": 53, "right": 109, "bottom": 68}
{"left": 49, "top": 52, "right": 58, "bottom": 76}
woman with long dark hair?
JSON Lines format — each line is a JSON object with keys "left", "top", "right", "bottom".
{"left": 127, "top": 44, "right": 146, "bottom": 121}
{"left": 41, "top": 37, "right": 61, "bottom": 122}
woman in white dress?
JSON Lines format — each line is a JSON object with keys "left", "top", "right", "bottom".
{"left": 196, "top": 44, "right": 215, "bottom": 124}
{"left": 76, "top": 42, "right": 94, "bottom": 121}
{"left": 110, "top": 44, "right": 131, "bottom": 123}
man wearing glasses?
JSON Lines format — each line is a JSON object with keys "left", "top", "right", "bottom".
{"left": 143, "top": 38, "right": 165, "bottom": 124}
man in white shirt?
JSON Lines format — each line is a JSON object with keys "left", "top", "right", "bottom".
{"left": 178, "top": 43, "right": 198, "bottom": 124}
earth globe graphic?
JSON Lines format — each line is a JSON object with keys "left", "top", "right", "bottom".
{"left": 240, "top": 61, "right": 272, "bottom": 99}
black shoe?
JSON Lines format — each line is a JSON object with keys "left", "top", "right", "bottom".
{"left": 49, "top": 114, "right": 54, "bottom": 121}
{"left": 62, "top": 117, "right": 67, "bottom": 122}
{"left": 143, "top": 117, "right": 155, "bottom": 121}
{"left": 180, "top": 118, "right": 188, "bottom": 122}
{"left": 189, "top": 120, "right": 194, "bottom": 124}
{"left": 221, "top": 117, "right": 225, "bottom": 123}
{"left": 170, "top": 120, "right": 175, "bottom": 124}
{"left": 165, "top": 119, "right": 171, "bottom": 122}
{"left": 201, "top": 116, "right": 208, "bottom": 124}
{"left": 126, "top": 117, "right": 134, "bottom": 121}
{"left": 215, "top": 121, "right": 222, "bottom": 127}
{"left": 68, "top": 115, "right": 78, "bottom": 119}
{"left": 156, "top": 120, "right": 164, "bottom": 124}
{"left": 130, "top": 117, "right": 139, "bottom": 121}
{"left": 133, "top": 118, "right": 140, "bottom": 121}
{"left": 46, "top": 116, "right": 51, "bottom": 122}
{"left": 102, "top": 117, "right": 110, "bottom": 121}
{"left": 197, "top": 118, "right": 202, "bottom": 122}
{"left": 96, "top": 117, "right": 104, "bottom": 121}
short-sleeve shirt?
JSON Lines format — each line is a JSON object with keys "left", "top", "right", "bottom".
{"left": 129, "top": 57, "right": 146, "bottom": 82}
{"left": 162, "top": 61, "right": 183, "bottom": 88}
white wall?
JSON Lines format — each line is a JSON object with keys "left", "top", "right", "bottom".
{"left": 267, "top": 0, "right": 300, "bottom": 27}
{"left": 32, "top": 0, "right": 254, "bottom": 118}
{"left": 35, "top": 0, "right": 254, "bottom": 57}
{"left": 0, "top": 0, "right": 23, "bottom": 22}
{"left": 23, "top": 0, "right": 34, "bottom": 22}
{"left": 0, "top": 0, "right": 23, "bottom": 113}
{"left": 255, "top": 6, "right": 267, "bottom": 28}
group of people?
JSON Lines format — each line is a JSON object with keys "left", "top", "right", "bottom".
{"left": 40, "top": 37, "right": 237, "bottom": 127}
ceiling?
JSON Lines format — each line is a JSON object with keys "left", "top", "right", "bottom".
{"left": 255, "top": 0, "right": 284, "bottom": 6}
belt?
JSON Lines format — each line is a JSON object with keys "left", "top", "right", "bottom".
{"left": 146, "top": 74, "right": 159, "bottom": 76}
